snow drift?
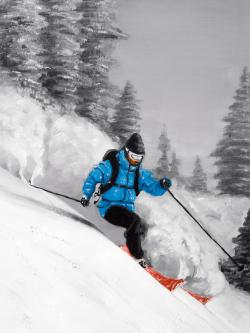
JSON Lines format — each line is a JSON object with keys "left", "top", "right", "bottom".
{"left": 0, "top": 84, "right": 114, "bottom": 197}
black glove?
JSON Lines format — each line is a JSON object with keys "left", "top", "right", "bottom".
{"left": 160, "top": 178, "right": 172, "bottom": 189}
{"left": 80, "top": 196, "right": 90, "bottom": 207}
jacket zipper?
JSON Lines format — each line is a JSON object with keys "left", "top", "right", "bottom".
{"left": 124, "top": 165, "right": 131, "bottom": 202}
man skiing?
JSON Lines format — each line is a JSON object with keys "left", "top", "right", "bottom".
{"left": 81, "top": 133, "right": 172, "bottom": 267}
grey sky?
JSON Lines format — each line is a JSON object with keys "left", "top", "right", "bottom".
{"left": 110, "top": 0, "right": 250, "bottom": 177}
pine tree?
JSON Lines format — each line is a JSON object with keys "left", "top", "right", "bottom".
{"left": 169, "top": 151, "right": 181, "bottom": 182}
{"left": 111, "top": 81, "right": 141, "bottom": 144}
{"left": 155, "top": 125, "right": 171, "bottom": 178}
{"left": 221, "top": 209, "right": 250, "bottom": 292}
{"left": 0, "top": 0, "right": 20, "bottom": 77}
{"left": 75, "top": 0, "right": 125, "bottom": 130}
{"left": 0, "top": 0, "right": 123, "bottom": 117}
{"left": 0, "top": 0, "right": 46, "bottom": 94}
{"left": 211, "top": 67, "right": 250, "bottom": 197}
{"left": 189, "top": 156, "right": 208, "bottom": 192}
{"left": 38, "top": 0, "right": 81, "bottom": 111}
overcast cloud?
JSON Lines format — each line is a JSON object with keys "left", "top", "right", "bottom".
{"left": 111, "top": 0, "right": 250, "bottom": 177}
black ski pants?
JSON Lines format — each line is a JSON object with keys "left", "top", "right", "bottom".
{"left": 104, "top": 205, "right": 144, "bottom": 259}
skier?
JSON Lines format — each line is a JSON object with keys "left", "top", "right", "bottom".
{"left": 80, "top": 133, "right": 172, "bottom": 267}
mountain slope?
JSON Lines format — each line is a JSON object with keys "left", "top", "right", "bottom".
{"left": 0, "top": 167, "right": 240, "bottom": 333}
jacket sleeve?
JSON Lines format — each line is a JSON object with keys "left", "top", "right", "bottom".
{"left": 139, "top": 168, "right": 167, "bottom": 196}
{"left": 82, "top": 161, "right": 111, "bottom": 199}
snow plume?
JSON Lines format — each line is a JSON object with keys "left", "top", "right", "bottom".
{"left": 0, "top": 84, "right": 47, "bottom": 181}
{"left": 32, "top": 113, "right": 114, "bottom": 197}
{"left": 138, "top": 188, "right": 250, "bottom": 297}
{"left": 0, "top": 82, "right": 114, "bottom": 197}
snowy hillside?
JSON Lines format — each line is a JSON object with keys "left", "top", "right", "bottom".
{"left": 1, "top": 87, "right": 250, "bottom": 332}
{"left": 0, "top": 167, "right": 250, "bottom": 333}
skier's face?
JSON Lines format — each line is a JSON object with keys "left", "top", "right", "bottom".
{"left": 125, "top": 148, "right": 144, "bottom": 165}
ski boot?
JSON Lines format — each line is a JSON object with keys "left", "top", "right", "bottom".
{"left": 135, "top": 257, "right": 150, "bottom": 269}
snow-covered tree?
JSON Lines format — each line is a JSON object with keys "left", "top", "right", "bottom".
{"left": 111, "top": 81, "right": 141, "bottom": 144}
{"left": 38, "top": 0, "right": 81, "bottom": 112}
{"left": 221, "top": 209, "right": 250, "bottom": 292}
{"left": 0, "top": 1, "right": 20, "bottom": 76}
{"left": 75, "top": 0, "right": 125, "bottom": 130}
{"left": 189, "top": 156, "right": 208, "bottom": 193}
{"left": 211, "top": 67, "right": 250, "bottom": 197}
{"left": 0, "top": 0, "right": 46, "bottom": 95}
{"left": 155, "top": 125, "right": 171, "bottom": 178}
{"left": 0, "top": 0, "right": 124, "bottom": 119}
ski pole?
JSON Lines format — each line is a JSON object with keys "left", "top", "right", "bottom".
{"left": 29, "top": 181, "right": 81, "bottom": 203}
{"left": 168, "top": 189, "right": 244, "bottom": 272}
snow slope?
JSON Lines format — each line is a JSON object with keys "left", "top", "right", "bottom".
{"left": 0, "top": 167, "right": 246, "bottom": 333}
{"left": 1, "top": 87, "right": 250, "bottom": 332}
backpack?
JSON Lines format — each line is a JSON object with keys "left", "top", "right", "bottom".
{"left": 99, "top": 149, "right": 140, "bottom": 196}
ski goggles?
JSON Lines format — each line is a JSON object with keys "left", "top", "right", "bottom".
{"left": 125, "top": 147, "right": 144, "bottom": 162}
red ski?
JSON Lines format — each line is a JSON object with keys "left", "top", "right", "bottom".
{"left": 183, "top": 289, "right": 211, "bottom": 305}
{"left": 120, "top": 245, "right": 184, "bottom": 292}
{"left": 145, "top": 266, "right": 184, "bottom": 291}
{"left": 120, "top": 244, "right": 211, "bottom": 304}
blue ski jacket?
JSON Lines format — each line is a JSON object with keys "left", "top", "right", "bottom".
{"left": 82, "top": 149, "right": 169, "bottom": 217}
